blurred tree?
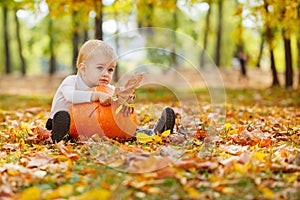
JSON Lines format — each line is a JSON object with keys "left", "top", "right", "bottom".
{"left": 298, "top": 4, "right": 300, "bottom": 87}
{"left": 171, "top": 0, "right": 178, "bottom": 67}
{"left": 298, "top": 34, "right": 300, "bottom": 87}
{"left": 72, "top": 10, "right": 80, "bottom": 73}
{"left": 48, "top": 16, "right": 56, "bottom": 75}
{"left": 200, "top": 0, "right": 212, "bottom": 68}
{"left": 262, "top": 0, "right": 280, "bottom": 87}
{"left": 14, "top": 7, "right": 26, "bottom": 75}
{"left": 137, "top": 0, "right": 154, "bottom": 37}
{"left": 283, "top": 31, "right": 293, "bottom": 88}
{"left": 215, "top": 0, "right": 223, "bottom": 67}
{"left": 280, "top": 1, "right": 299, "bottom": 88}
{"left": 2, "top": 4, "right": 11, "bottom": 74}
{"left": 94, "top": 0, "right": 103, "bottom": 40}
{"left": 256, "top": 33, "right": 264, "bottom": 68}
{"left": 233, "top": 1, "right": 245, "bottom": 61}
{"left": 46, "top": 0, "right": 99, "bottom": 74}
{"left": 264, "top": 0, "right": 299, "bottom": 88}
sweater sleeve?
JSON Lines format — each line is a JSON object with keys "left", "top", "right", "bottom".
{"left": 60, "top": 78, "right": 92, "bottom": 104}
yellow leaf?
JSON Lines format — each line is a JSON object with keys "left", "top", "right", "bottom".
{"left": 115, "top": 104, "right": 123, "bottom": 114}
{"left": 253, "top": 151, "right": 267, "bottom": 162}
{"left": 7, "top": 169, "right": 19, "bottom": 176}
{"left": 74, "top": 189, "right": 111, "bottom": 200}
{"left": 42, "top": 184, "right": 74, "bottom": 199}
{"left": 284, "top": 174, "right": 297, "bottom": 182}
{"left": 258, "top": 186, "right": 274, "bottom": 198}
{"left": 20, "top": 122, "right": 32, "bottom": 135}
{"left": 184, "top": 186, "right": 201, "bottom": 198}
{"left": 56, "top": 155, "right": 68, "bottom": 162}
{"left": 142, "top": 115, "right": 151, "bottom": 124}
{"left": 21, "top": 186, "right": 40, "bottom": 200}
{"left": 147, "top": 187, "right": 161, "bottom": 194}
{"left": 228, "top": 129, "right": 238, "bottom": 135}
{"left": 224, "top": 123, "right": 231, "bottom": 130}
{"left": 161, "top": 130, "right": 170, "bottom": 137}
{"left": 221, "top": 187, "right": 235, "bottom": 194}
{"left": 153, "top": 135, "right": 162, "bottom": 143}
{"left": 124, "top": 102, "right": 136, "bottom": 108}
{"left": 136, "top": 132, "right": 154, "bottom": 143}
{"left": 233, "top": 162, "right": 247, "bottom": 174}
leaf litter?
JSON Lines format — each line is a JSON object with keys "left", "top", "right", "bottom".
{"left": 0, "top": 89, "right": 299, "bottom": 199}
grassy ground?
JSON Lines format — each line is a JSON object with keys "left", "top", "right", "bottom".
{"left": 0, "top": 87, "right": 299, "bottom": 199}
{"left": 1, "top": 87, "right": 299, "bottom": 110}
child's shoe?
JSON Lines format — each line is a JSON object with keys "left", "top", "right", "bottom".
{"left": 154, "top": 107, "right": 176, "bottom": 134}
{"left": 51, "top": 111, "right": 71, "bottom": 143}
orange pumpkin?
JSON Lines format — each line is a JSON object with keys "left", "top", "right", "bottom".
{"left": 69, "top": 85, "right": 138, "bottom": 140}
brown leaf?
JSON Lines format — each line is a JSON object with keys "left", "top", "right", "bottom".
{"left": 25, "top": 107, "right": 43, "bottom": 114}
{"left": 153, "top": 167, "right": 176, "bottom": 179}
{"left": 219, "top": 144, "right": 248, "bottom": 155}
{"left": 55, "top": 141, "right": 79, "bottom": 161}
{"left": 114, "top": 73, "right": 143, "bottom": 104}
{"left": 33, "top": 125, "right": 51, "bottom": 141}
{"left": 26, "top": 152, "right": 56, "bottom": 168}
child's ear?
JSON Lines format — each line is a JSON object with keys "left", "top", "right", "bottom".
{"left": 78, "top": 63, "right": 86, "bottom": 74}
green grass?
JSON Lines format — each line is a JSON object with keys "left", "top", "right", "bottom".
{"left": 1, "top": 87, "right": 299, "bottom": 111}
{"left": 0, "top": 94, "right": 52, "bottom": 110}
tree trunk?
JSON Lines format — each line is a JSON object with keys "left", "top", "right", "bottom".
{"left": 72, "top": 11, "right": 80, "bottom": 73}
{"left": 14, "top": 10, "right": 26, "bottom": 76}
{"left": 284, "top": 35, "right": 293, "bottom": 88}
{"left": 298, "top": 6, "right": 300, "bottom": 88}
{"left": 113, "top": 10, "right": 119, "bottom": 82}
{"left": 256, "top": 35, "right": 264, "bottom": 68}
{"left": 269, "top": 48, "right": 279, "bottom": 87}
{"left": 48, "top": 17, "right": 56, "bottom": 75}
{"left": 83, "top": 28, "right": 88, "bottom": 42}
{"left": 298, "top": 35, "right": 300, "bottom": 88}
{"left": 137, "top": 1, "right": 153, "bottom": 36}
{"left": 3, "top": 6, "right": 11, "bottom": 74}
{"left": 264, "top": 0, "right": 279, "bottom": 87}
{"left": 200, "top": 2, "right": 211, "bottom": 68}
{"left": 215, "top": 0, "right": 223, "bottom": 67}
{"left": 171, "top": 5, "right": 178, "bottom": 67}
{"left": 266, "top": 26, "right": 279, "bottom": 87}
{"left": 94, "top": 0, "right": 103, "bottom": 40}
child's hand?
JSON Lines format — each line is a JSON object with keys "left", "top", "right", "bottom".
{"left": 99, "top": 93, "right": 112, "bottom": 106}
{"left": 91, "top": 92, "right": 112, "bottom": 106}
{"left": 121, "top": 95, "right": 135, "bottom": 117}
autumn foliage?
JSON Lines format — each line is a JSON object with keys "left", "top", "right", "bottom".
{"left": 0, "top": 87, "right": 299, "bottom": 199}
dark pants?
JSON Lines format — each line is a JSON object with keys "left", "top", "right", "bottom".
{"left": 46, "top": 118, "right": 53, "bottom": 130}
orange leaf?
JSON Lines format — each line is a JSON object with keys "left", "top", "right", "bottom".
{"left": 55, "top": 142, "right": 79, "bottom": 161}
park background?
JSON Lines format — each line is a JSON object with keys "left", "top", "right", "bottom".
{"left": 0, "top": 0, "right": 300, "bottom": 200}
{"left": 0, "top": 0, "right": 299, "bottom": 90}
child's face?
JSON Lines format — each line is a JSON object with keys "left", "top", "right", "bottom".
{"left": 80, "top": 53, "right": 116, "bottom": 87}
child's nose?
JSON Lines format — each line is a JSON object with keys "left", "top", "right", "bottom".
{"left": 102, "top": 69, "right": 109, "bottom": 76}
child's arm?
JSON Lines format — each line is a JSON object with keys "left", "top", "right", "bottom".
{"left": 59, "top": 77, "right": 111, "bottom": 105}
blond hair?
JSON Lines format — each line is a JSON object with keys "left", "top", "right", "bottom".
{"left": 76, "top": 39, "right": 117, "bottom": 68}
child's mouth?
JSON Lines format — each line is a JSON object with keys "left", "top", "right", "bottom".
{"left": 99, "top": 79, "right": 108, "bottom": 84}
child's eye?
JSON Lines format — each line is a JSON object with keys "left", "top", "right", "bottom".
{"left": 108, "top": 68, "right": 114, "bottom": 73}
{"left": 97, "top": 66, "right": 104, "bottom": 71}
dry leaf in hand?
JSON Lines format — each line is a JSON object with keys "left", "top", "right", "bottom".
{"left": 113, "top": 73, "right": 143, "bottom": 105}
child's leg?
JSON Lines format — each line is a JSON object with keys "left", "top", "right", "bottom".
{"left": 135, "top": 128, "right": 155, "bottom": 136}
{"left": 153, "top": 107, "right": 176, "bottom": 134}
{"left": 51, "top": 111, "right": 71, "bottom": 143}
{"left": 46, "top": 118, "right": 53, "bottom": 130}
{"left": 135, "top": 107, "right": 176, "bottom": 136}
